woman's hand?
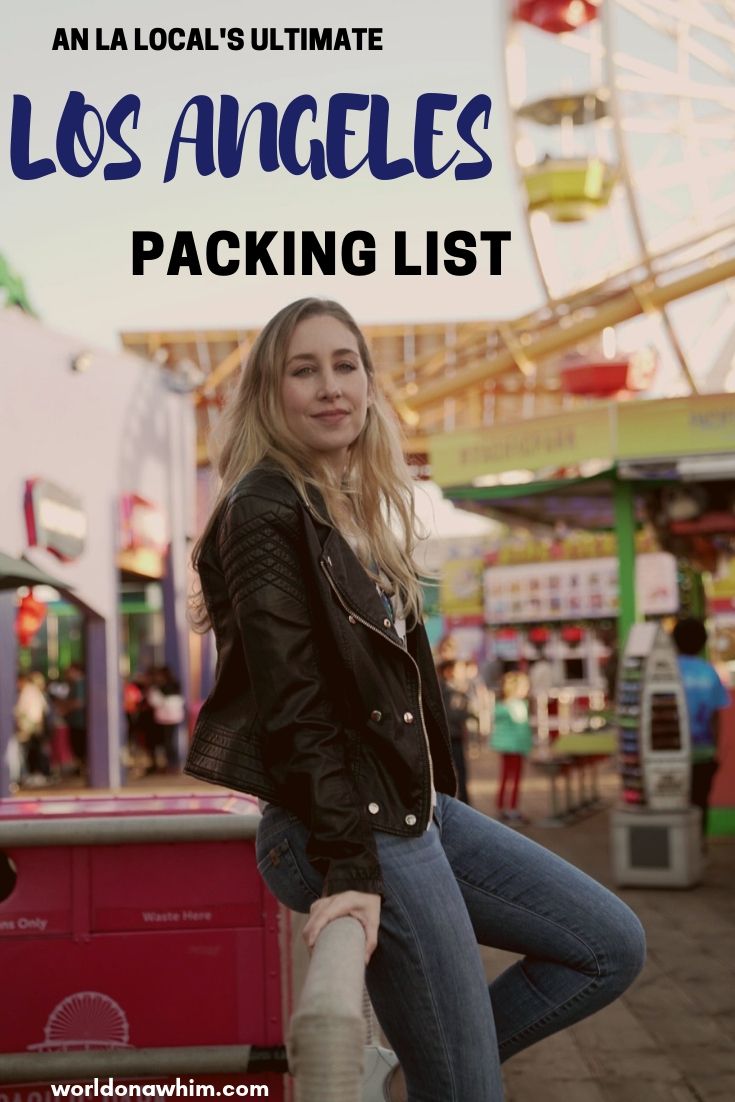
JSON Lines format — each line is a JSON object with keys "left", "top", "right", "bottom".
{"left": 303, "top": 890, "right": 381, "bottom": 964}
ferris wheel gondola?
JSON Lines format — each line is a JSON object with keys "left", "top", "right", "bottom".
{"left": 505, "top": 0, "right": 735, "bottom": 396}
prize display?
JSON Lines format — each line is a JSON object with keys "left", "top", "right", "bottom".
{"left": 484, "top": 552, "right": 678, "bottom": 624}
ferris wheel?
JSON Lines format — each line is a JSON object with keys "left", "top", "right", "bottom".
{"left": 504, "top": 0, "right": 735, "bottom": 397}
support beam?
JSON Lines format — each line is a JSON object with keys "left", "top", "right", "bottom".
{"left": 401, "top": 254, "right": 735, "bottom": 410}
{"left": 613, "top": 476, "right": 638, "bottom": 651}
{"left": 0, "top": 592, "right": 18, "bottom": 797}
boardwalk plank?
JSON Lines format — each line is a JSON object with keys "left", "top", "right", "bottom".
{"left": 679, "top": 1074, "right": 735, "bottom": 1102}
{"left": 504, "top": 1073, "right": 607, "bottom": 1102}
{"left": 598, "top": 1082, "right": 698, "bottom": 1102}
{"left": 501, "top": 1028, "right": 592, "bottom": 1079}
{"left": 472, "top": 756, "right": 735, "bottom": 1102}
{"left": 571, "top": 999, "right": 684, "bottom": 1083}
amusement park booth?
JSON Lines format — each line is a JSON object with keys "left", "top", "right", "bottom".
{"left": 0, "top": 308, "right": 196, "bottom": 796}
{"left": 431, "top": 393, "right": 735, "bottom": 838}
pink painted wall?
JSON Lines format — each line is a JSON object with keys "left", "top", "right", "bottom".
{"left": 712, "top": 691, "right": 735, "bottom": 806}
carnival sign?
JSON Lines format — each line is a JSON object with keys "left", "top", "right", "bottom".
{"left": 118, "top": 494, "right": 168, "bottom": 578}
{"left": 24, "top": 478, "right": 86, "bottom": 562}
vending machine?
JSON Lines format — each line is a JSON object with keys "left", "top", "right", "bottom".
{"left": 611, "top": 623, "right": 702, "bottom": 887}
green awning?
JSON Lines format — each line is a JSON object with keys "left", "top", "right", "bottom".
{"left": 0, "top": 551, "right": 72, "bottom": 592}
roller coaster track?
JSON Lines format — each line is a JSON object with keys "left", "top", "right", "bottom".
{"left": 123, "top": 223, "right": 735, "bottom": 465}
{"left": 389, "top": 222, "right": 735, "bottom": 416}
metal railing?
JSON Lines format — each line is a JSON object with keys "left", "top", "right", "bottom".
{"left": 0, "top": 1045, "right": 281, "bottom": 1085}
{"left": 288, "top": 916, "right": 370, "bottom": 1102}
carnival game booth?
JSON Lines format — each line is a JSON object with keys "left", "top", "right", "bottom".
{"left": 481, "top": 531, "right": 679, "bottom": 732}
{"left": 431, "top": 394, "right": 735, "bottom": 835}
{"left": 0, "top": 308, "right": 196, "bottom": 795}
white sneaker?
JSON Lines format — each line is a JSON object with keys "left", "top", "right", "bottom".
{"left": 362, "top": 1045, "right": 399, "bottom": 1102}
{"left": 23, "top": 773, "right": 50, "bottom": 788}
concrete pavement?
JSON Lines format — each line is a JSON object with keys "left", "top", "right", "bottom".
{"left": 465, "top": 747, "right": 735, "bottom": 1102}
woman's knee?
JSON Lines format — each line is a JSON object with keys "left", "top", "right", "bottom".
{"left": 602, "top": 901, "right": 646, "bottom": 992}
{"left": 622, "top": 908, "right": 647, "bottom": 984}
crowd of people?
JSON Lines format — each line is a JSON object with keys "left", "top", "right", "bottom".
{"left": 9, "top": 624, "right": 727, "bottom": 840}
{"left": 10, "top": 664, "right": 86, "bottom": 788}
{"left": 123, "top": 666, "right": 186, "bottom": 777}
{"left": 9, "top": 663, "right": 184, "bottom": 789}
{"left": 10, "top": 629, "right": 540, "bottom": 819}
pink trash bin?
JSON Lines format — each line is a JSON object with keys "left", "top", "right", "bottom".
{"left": 0, "top": 793, "right": 289, "bottom": 1098}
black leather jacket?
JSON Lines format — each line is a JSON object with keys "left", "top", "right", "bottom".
{"left": 184, "top": 464, "right": 457, "bottom": 896}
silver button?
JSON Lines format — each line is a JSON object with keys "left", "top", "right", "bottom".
{"left": 370, "top": 709, "right": 382, "bottom": 722}
{"left": 368, "top": 802, "right": 380, "bottom": 815}
{"left": 326, "top": 555, "right": 332, "bottom": 566}
{"left": 405, "top": 814, "right": 417, "bottom": 827}
{"left": 348, "top": 615, "right": 357, "bottom": 624}
{"left": 403, "top": 711, "right": 414, "bottom": 724}
{"left": 383, "top": 618, "right": 392, "bottom": 629}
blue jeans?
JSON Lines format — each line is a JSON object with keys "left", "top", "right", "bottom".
{"left": 256, "top": 793, "right": 646, "bottom": 1102}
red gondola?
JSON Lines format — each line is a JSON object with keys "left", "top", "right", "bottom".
{"left": 515, "top": 1, "right": 599, "bottom": 35}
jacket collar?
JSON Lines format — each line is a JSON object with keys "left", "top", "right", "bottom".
{"left": 320, "top": 527, "right": 396, "bottom": 631}
{"left": 299, "top": 487, "right": 414, "bottom": 638}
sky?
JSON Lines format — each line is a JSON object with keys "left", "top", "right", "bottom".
{"left": 0, "top": 0, "right": 542, "bottom": 349}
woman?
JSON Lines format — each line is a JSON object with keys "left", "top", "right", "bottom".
{"left": 185, "top": 298, "right": 645, "bottom": 1102}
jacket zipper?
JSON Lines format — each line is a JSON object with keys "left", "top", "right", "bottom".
{"left": 319, "top": 557, "right": 435, "bottom": 830}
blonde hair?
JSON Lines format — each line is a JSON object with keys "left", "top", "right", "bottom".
{"left": 190, "top": 298, "right": 424, "bottom": 631}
